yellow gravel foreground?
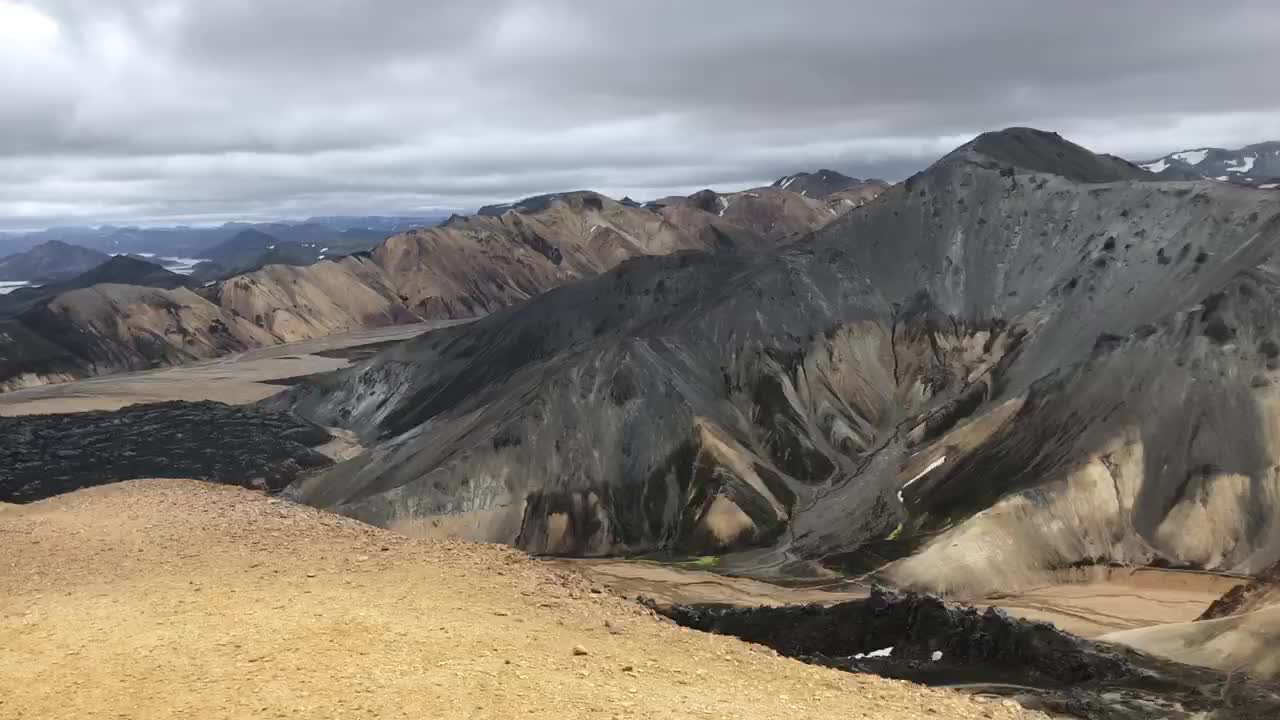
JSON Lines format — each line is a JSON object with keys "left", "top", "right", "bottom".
{"left": 0, "top": 480, "right": 1038, "bottom": 719}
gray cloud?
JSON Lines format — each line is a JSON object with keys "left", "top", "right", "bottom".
{"left": 3, "top": 0, "right": 1280, "bottom": 229}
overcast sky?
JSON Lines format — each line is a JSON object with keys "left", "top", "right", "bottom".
{"left": 2, "top": 0, "right": 1279, "bottom": 229}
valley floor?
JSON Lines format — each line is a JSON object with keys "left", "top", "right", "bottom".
{"left": 0, "top": 321, "right": 459, "bottom": 416}
{"left": 0, "top": 480, "right": 1035, "bottom": 720}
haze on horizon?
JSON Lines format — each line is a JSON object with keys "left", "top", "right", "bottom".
{"left": 3, "top": 0, "right": 1280, "bottom": 231}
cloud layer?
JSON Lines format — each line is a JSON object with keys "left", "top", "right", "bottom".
{"left": 3, "top": 0, "right": 1279, "bottom": 228}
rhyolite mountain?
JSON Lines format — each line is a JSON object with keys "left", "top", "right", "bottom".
{"left": 1139, "top": 141, "right": 1280, "bottom": 188}
{"left": 0, "top": 240, "right": 110, "bottom": 283}
{"left": 0, "top": 184, "right": 855, "bottom": 390}
{"left": 281, "top": 128, "right": 1280, "bottom": 599}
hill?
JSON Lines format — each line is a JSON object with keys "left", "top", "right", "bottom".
{"left": 0, "top": 479, "right": 1026, "bottom": 720}
{"left": 771, "top": 169, "right": 890, "bottom": 198}
{"left": 0, "top": 240, "right": 109, "bottom": 282}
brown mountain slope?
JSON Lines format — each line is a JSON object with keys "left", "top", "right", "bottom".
{"left": 1, "top": 187, "right": 841, "bottom": 389}
{"left": 0, "top": 479, "right": 1030, "bottom": 720}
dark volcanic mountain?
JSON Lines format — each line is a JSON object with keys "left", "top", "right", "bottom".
{"left": 281, "top": 128, "right": 1280, "bottom": 600}
{"left": 0, "top": 240, "right": 109, "bottom": 282}
{"left": 1139, "top": 141, "right": 1280, "bottom": 187}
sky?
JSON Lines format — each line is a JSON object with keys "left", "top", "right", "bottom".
{"left": 2, "top": 0, "right": 1280, "bottom": 230}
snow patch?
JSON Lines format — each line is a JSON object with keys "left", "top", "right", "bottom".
{"left": 717, "top": 196, "right": 732, "bottom": 217}
{"left": 1141, "top": 159, "right": 1169, "bottom": 173}
{"left": 780, "top": 176, "right": 797, "bottom": 190}
{"left": 931, "top": 651, "right": 944, "bottom": 662}
{"left": 898, "top": 455, "right": 946, "bottom": 503}
{"left": 1226, "top": 156, "right": 1256, "bottom": 174}
{"left": 1260, "top": 184, "right": 1280, "bottom": 190}
{"left": 1214, "top": 176, "right": 1229, "bottom": 182}
{"left": 854, "top": 647, "right": 894, "bottom": 659}
{"left": 0, "top": 281, "right": 30, "bottom": 295}
{"left": 1173, "top": 149, "right": 1209, "bottom": 166}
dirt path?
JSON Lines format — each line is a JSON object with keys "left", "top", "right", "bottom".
{"left": 0, "top": 480, "right": 1036, "bottom": 720}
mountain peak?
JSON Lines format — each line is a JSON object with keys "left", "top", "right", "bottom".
{"left": 951, "top": 127, "right": 1150, "bottom": 183}
{"left": 771, "top": 169, "right": 872, "bottom": 198}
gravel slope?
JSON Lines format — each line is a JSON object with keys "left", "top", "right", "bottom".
{"left": 0, "top": 479, "right": 1036, "bottom": 720}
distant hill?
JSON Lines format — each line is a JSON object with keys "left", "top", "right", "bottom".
{"left": 200, "top": 229, "right": 284, "bottom": 269}
{"left": 0, "top": 241, "right": 109, "bottom": 282}
{"left": 0, "top": 216, "right": 446, "bottom": 259}
{"left": 770, "top": 169, "right": 889, "bottom": 198}
{"left": 198, "top": 225, "right": 386, "bottom": 274}
{"left": 1137, "top": 141, "right": 1280, "bottom": 187}
{"left": 0, "top": 255, "right": 188, "bottom": 319}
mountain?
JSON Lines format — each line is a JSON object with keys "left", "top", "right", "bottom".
{"left": 0, "top": 255, "right": 189, "bottom": 319}
{"left": 0, "top": 184, "right": 845, "bottom": 389}
{"left": 198, "top": 225, "right": 391, "bottom": 275}
{"left": 771, "top": 169, "right": 889, "bottom": 199}
{"left": 278, "top": 128, "right": 1280, "bottom": 603}
{"left": 1138, "top": 141, "right": 1280, "bottom": 187}
{"left": 199, "top": 228, "right": 285, "bottom": 269}
{"left": 0, "top": 240, "right": 109, "bottom": 282}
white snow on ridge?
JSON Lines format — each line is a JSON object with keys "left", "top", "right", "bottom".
{"left": 1142, "top": 159, "right": 1170, "bottom": 173}
{"left": 780, "top": 176, "right": 797, "bottom": 190}
{"left": 0, "top": 281, "right": 30, "bottom": 295}
{"left": 1173, "top": 149, "right": 1209, "bottom": 166}
{"left": 1226, "top": 156, "right": 1256, "bottom": 174}
{"left": 1261, "top": 184, "right": 1280, "bottom": 190}
{"left": 853, "top": 647, "right": 894, "bottom": 659}
{"left": 897, "top": 454, "right": 947, "bottom": 503}
{"left": 1214, "top": 176, "right": 1229, "bottom": 182}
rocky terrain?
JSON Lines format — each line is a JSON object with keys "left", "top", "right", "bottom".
{"left": 0, "top": 183, "right": 857, "bottom": 390}
{"left": 0, "top": 239, "right": 109, "bottom": 283}
{"left": 0, "top": 400, "right": 332, "bottom": 502}
{"left": 1140, "top": 142, "right": 1280, "bottom": 188}
{"left": 278, "top": 127, "right": 1280, "bottom": 597}
{"left": 661, "top": 587, "right": 1280, "bottom": 719}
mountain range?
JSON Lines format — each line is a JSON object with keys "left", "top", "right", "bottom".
{"left": 0, "top": 175, "right": 885, "bottom": 390}
{"left": 0, "top": 216, "right": 448, "bottom": 260}
{"left": 1139, "top": 142, "right": 1280, "bottom": 188}
{"left": 270, "top": 128, "right": 1280, "bottom": 612}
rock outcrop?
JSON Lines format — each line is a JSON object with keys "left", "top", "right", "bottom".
{"left": 660, "top": 587, "right": 1280, "bottom": 719}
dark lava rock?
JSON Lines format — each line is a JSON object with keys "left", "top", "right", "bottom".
{"left": 0, "top": 400, "right": 333, "bottom": 503}
{"left": 657, "top": 587, "right": 1280, "bottom": 720}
